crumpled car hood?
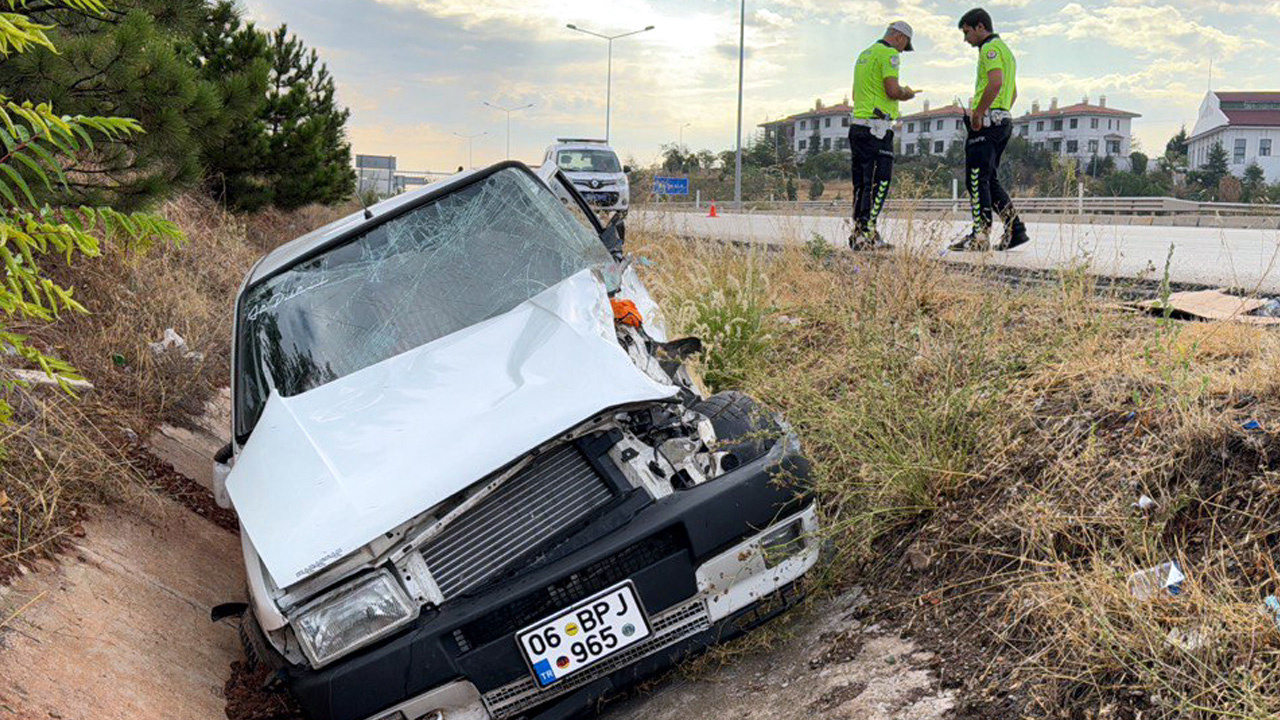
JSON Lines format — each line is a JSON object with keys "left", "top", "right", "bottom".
{"left": 227, "top": 270, "right": 678, "bottom": 587}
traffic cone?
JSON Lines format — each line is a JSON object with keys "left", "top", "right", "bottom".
{"left": 708, "top": 202, "right": 718, "bottom": 218}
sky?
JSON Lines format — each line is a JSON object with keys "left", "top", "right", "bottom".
{"left": 239, "top": 0, "right": 1280, "bottom": 171}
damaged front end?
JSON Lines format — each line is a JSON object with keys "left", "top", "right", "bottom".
{"left": 219, "top": 162, "right": 818, "bottom": 720}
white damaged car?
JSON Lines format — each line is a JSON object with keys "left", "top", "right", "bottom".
{"left": 213, "top": 162, "right": 819, "bottom": 720}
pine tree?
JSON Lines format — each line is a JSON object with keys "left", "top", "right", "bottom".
{"left": 262, "top": 25, "right": 355, "bottom": 211}
{"left": 1193, "top": 141, "right": 1229, "bottom": 198}
{"left": 1165, "top": 126, "right": 1189, "bottom": 160}
{"left": 0, "top": 0, "right": 220, "bottom": 210}
{"left": 189, "top": 1, "right": 271, "bottom": 210}
{"left": 1241, "top": 163, "right": 1266, "bottom": 203}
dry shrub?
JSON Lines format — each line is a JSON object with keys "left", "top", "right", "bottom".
{"left": 635, "top": 231, "right": 1280, "bottom": 718}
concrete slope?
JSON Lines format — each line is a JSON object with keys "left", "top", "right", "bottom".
{"left": 635, "top": 210, "right": 1280, "bottom": 294}
{"left": 0, "top": 496, "right": 245, "bottom": 720}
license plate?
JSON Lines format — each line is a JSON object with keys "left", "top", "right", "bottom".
{"left": 583, "top": 192, "right": 612, "bottom": 204}
{"left": 516, "top": 581, "right": 651, "bottom": 687}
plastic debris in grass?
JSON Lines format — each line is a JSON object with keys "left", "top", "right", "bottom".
{"left": 1264, "top": 596, "right": 1280, "bottom": 630}
{"left": 1256, "top": 298, "right": 1280, "bottom": 318}
{"left": 148, "top": 328, "right": 205, "bottom": 363}
{"left": 1133, "top": 494, "right": 1158, "bottom": 511}
{"left": 1243, "top": 420, "right": 1263, "bottom": 432}
{"left": 1128, "top": 561, "right": 1186, "bottom": 601}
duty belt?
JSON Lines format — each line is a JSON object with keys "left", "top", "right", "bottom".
{"left": 851, "top": 117, "right": 895, "bottom": 139}
{"left": 982, "top": 109, "right": 1013, "bottom": 127}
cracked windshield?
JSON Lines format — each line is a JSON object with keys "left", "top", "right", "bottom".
{"left": 236, "top": 167, "right": 611, "bottom": 432}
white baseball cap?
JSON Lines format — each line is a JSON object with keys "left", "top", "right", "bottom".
{"left": 887, "top": 20, "right": 915, "bottom": 51}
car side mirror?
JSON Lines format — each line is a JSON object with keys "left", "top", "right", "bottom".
{"left": 213, "top": 441, "right": 234, "bottom": 509}
{"left": 623, "top": 165, "right": 632, "bottom": 174}
{"left": 601, "top": 213, "right": 626, "bottom": 259}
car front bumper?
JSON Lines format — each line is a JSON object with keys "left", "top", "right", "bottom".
{"left": 278, "top": 435, "right": 816, "bottom": 720}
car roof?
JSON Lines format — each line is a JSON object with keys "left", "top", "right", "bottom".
{"left": 550, "top": 142, "right": 615, "bottom": 152}
{"left": 244, "top": 165, "right": 503, "bottom": 289}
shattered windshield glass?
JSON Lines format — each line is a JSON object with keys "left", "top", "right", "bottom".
{"left": 236, "top": 167, "right": 614, "bottom": 437}
{"left": 556, "top": 150, "right": 622, "bottom": 173}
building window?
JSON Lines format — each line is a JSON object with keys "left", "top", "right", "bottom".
{"left": 842, "top": 117, "right": 850, "bottom": 127}
{"left": 1069, "top": 118, "right": 1078, "bottom": 129}
{"left": 905, "top": 143, "right": 915, "bottom": 155}
{"left": 955, "top": 119, "right": 963, "bottom": 129}
{"left": 1036, "top": 121, "right": 1044, "bottom": 131}
{"left": 1091, "top": 118, "right": 1099, "bottom": 129}
{"left": 1089, "top": 139, "right": 1099, "bottom": 154}
{"left": 1019, "top": 125, "right": 1029, "bottom": 136}
{"left": 1051, "top": 140, "right": 1062, "bottom": 152}
{"left": 934, "top": 140, "right": 944, "bottom": 153}
{"left": 836, "top": 138, "right": 847, "bottom": 150}
{"left": 825, "top": 117, "right": 831, "bottom": 128}
{"left": 799, "top": 139, "right": 807, "bottom": 150}
{"left": 1052, "top": 119, "right": 1063, "bottom": 131}
{"left": 823, "top": 137, "right": 831, "bottom": 150}
{"left": 1234, "top": 138, "right": 1247, "bottom": 163}
{"left": 798, "top": 120, "right": 805, "bottom": 130}
{"left": 934, "top": 120, "right": 942, "bottom": 131}
{"left": 1067, "top": 140, "right": 1079, "bottom": 153}
{"left": 1262, "top": 139, "right": 1273, "bottom": 156}
{"left": 1108, "top": 140, "right": 1120, "bottom": 154}
{"left": 907, "top": 122, "right": 915, "bottom": 133}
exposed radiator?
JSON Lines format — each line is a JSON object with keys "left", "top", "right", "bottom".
{"left": 421, "top": 443, "right": 613, "bottom": 598}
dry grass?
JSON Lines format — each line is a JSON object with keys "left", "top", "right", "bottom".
{"left": 1, "top": 194, "right": 351, "bottom": 578}
{"left": 634, "top": 231, "right": 1280, "bottom": 718}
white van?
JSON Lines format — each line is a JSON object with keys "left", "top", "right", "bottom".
{"left": 543, "top": 139, "right": 630, "bottom": 212}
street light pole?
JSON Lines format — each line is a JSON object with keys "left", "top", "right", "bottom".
{"left": 452, "top": 131, "right": 487, "bottom": 169}
{"left": 734, "top": 0, "right": 745, "bottom": 208}
{"left": 679, "top": 122, "right": 691, "bottom": 150}
{"left": 566, "top": 23, "right": 655, "bottom": 143}
{"left": 483, "top": 101, "right": 535, "bottom": 160}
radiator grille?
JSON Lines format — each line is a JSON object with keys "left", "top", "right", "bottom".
{"left": 451, "top": 528, "right": 687, "bottom": 651}
{"left": 422, "top": 444, "right": 613, "bottom": 598}
{"left": 482, "top": 598, "right": 711, "bottom": 719}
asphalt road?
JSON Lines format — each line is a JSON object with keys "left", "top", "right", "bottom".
{"left": 632, "top": 210, "right": 1280, "bottom": 295}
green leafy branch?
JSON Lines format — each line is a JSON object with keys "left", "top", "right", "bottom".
{"left": 0, "top": 0, "right": 184, "bottom": 417}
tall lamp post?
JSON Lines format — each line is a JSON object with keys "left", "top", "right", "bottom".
{"left": 565, "top": 23, "right": 655, "bottom": 143}
{"left": 483, "top": 101, "right": 534, "bottom": 160}
{"left": 452, "top": 131, "right": 487, "bottom": 169}
{"left": 734, "top": 0, "right": 745, "bottom": 208}
{"left": 679, "top": 121, "right": 692, "bottom": 150}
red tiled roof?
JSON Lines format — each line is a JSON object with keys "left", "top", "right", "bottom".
{"left": 795, "top": 103, "right": 853, "bottom": 117}
{"left": 1220, "top": 110, "right": 1280, "bottom": 127}
{"left": 898, "top": 104, "right": 966, "bottom": 121}
{"left": 1017, "top": 102, "right": 1140, "bottom": 120}
{"left": 1215, "top": 91, "right": 1280, "bottom": 104}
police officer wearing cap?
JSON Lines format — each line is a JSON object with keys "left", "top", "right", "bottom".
{"left": 848, "top": 20, "right": 918, "bottom": 250}
{"left": 950, "top": 7, "right": 1030, "bottom": 251}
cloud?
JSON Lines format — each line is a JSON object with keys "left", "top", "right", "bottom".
{"left": 1017, "top": 2, "right": 1269, "bottom": 60}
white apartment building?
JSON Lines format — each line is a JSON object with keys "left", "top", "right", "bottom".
{"left": 760, "top": 100, "right": 858, "bottom": 160}
{"left": 896, "top": 101, "right": 967, "bottom": 156}
{"left": 1012, "top": 96, "right": 1139, "bottom": 170}
{"left": 762, "top": 95, "right": 1141, "bottom": 170}
{"left": 1189, "top": 91, "right": 1280, "bottom": 182}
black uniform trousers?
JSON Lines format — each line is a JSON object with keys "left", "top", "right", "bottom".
{"left": 963, "top": 120, "right": 1023, "bottom": 234}
{"left": 849, "top": 125, "right": 895, "bottom": 233}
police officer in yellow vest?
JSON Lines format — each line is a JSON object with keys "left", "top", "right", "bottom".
{"left": 950, "top": 8, "right": 1030, "bottom": 251}
{"left": 848, "top": 21, "right": 918, "bottom": 250}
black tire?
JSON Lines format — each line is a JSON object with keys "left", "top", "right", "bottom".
{"left": 692, "top": 391, "right": 781, "bottom": 472}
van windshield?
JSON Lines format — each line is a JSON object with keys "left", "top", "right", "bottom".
{"left": 556, "top": 149, "right": 622, "bottom": 174}
{"left": 235, "top": 167, "right": 613, "bottom": 438}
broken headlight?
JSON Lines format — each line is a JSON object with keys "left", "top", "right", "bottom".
{"left": 292, "top": 570, "right": 416, "bottom": 667}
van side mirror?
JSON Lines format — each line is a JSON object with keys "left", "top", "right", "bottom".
{"left": 623, "top": 165, "right": 632, "bottom": 174}
{"left": 601, "top": 213, "right": 626, "bottom": 259}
